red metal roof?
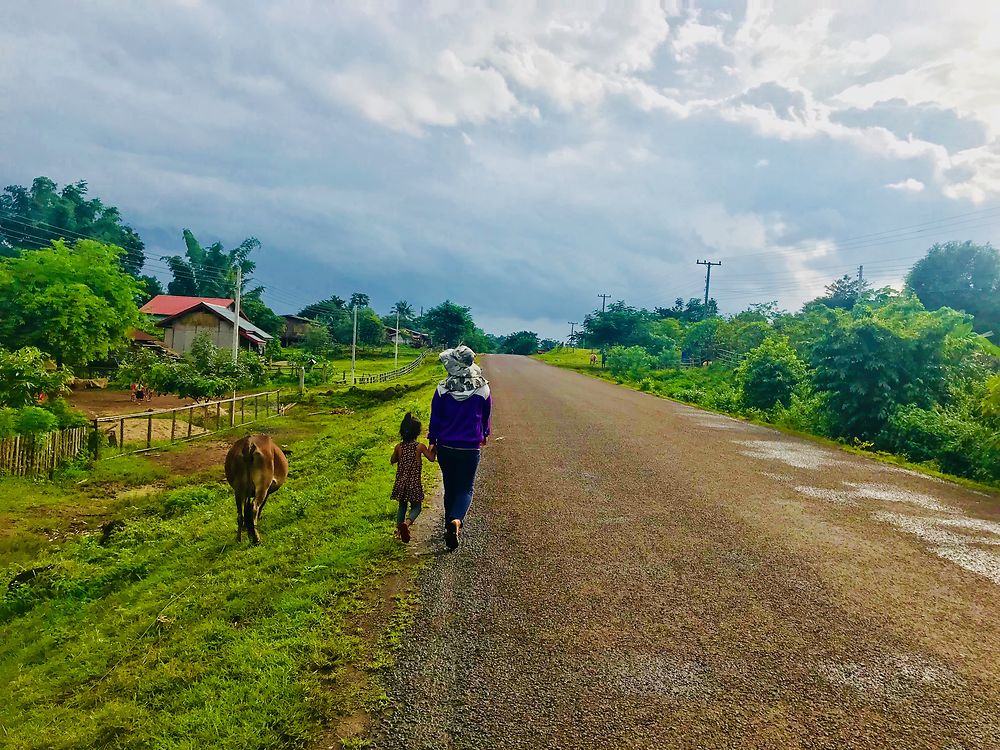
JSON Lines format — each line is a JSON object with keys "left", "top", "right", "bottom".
{"left": 140, "top": 295, "right": 234, "bottom": 316}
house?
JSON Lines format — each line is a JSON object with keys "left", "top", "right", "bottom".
{"left": 140, "top": 295, "right": 235, "bottom": 321}
{"left": 386, "top": 327, "right": 433, "bottom": 348}
{"left": 281, "top": 314, "right": 313, "bottom": 346}
{"left": 128, "top": 329, "right": 180, "bottom": 360}
{"left": 156, "top": 302, "right": 273, "bottom": 355}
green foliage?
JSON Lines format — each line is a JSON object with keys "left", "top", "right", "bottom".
{"left": 606, "top": 346, "right": 653, "bottom": 381}
{"left": 906, "top": 241, "right": 1000, "bottom": 334}
{"left": 130, "top": 334, "right": 267, "bottom": 401}
{"left": 463, "top": 327, "right": 496, "bottom": 354}
{"left": 985, "top": 375, "right": 1000, "bottom": 418}
{"left": 0, "top": 347, "right": 73, "bottom": 408}
{"left": 162, "top": 229, "right": 259, "bottom": 298}
{"left": 655, "top": 297, "right": 719, "bottom": 323}
{"left": 301, "top": 323, "right": 333, "bottom": 356}
{"left": 655, "top": 345, "right": 681, "bottom": 369}
{"left": 42, "top": 398, "right": 89, "bottom": 429}
{"left": 736, "top": 337, "right": 807, "bottom": 410}
{"left": 14, "top": 406, "right": 59, "bottom": 435}
{"left": 388, "top": 300, "right": 415, "bottom": 326}
{"left": 882, "top": 403, "right": 1000, "bottom": 481}
{"left": 420, "top": 300, "right": 475, "bottom": 347}
{"left": 581, "top": 301, "right": 651, "bottom": 349}
{"left": 0, "top": 240, "right": 141, "bottom": 366}
{"left": 807, "top": 273, "right": 872, "bottom": 310}
{"left": 0, "top": 176, "right": 146, "bottom": 276}
{"left": 811, "top": 298, "right": 974, "bottom": 440}
{"left": 683, "top": 318, "right": 723, "bottom": 363}
{"left": 499, "top": 331, "right": 539, "bottom": 355}
{"left": 239, "top": 294, "right": 284, "bottom": 337}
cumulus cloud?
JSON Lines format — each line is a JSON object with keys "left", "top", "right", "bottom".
{"left": 886, "top": 178, "right": 925, "bottom": 192}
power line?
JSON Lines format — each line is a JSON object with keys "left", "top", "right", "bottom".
{"left": 696, "top": 259, "right": 721, "bottom": 307}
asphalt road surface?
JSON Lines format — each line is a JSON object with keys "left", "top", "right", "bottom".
{"left": 371, "top": 355, "right": 1000, "bottom": 749}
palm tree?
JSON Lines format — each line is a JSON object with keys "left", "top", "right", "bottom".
{"left": 390, "top": 300, "right": 415, "bottom": 324}
{"left": 162, "top": 229, "right": 260, "bottom": 297}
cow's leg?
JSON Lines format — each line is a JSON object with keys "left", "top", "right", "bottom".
{"left": 250, "top": 480, "right": 270, "bottom": 544}
{"left": 243, "top": 496, "right": 259, "bottom": 545}
{"left": 235, "top": 491, "right": 244, "bottom": 542}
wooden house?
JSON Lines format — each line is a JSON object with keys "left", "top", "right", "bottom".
{"left": 281, "top": 314, "right": 313, "bottom": 346}
{"left": 157, "top": 302, "right": 273, "bottom": 355}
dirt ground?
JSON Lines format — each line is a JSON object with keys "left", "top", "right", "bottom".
{"left": 371, "top": 354, "right": 1000, "bottom": 750}
{"left": 67, "top": 387, "right": 198, "bottom": 418}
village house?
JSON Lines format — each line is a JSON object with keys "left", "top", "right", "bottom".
{"left": 156, "top": 301, "right": 273, "bottom": 355}
{"left": 281, "top": 314, "right": 313, "bottom": 347}
{"left": 386, "top": 327, "right": 433, "bottom": 348}
{"left": 139, "top": 294, "right": 235, "bottom": 321}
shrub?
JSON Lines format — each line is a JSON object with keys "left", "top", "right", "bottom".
{"left": 606, "top": 346, "right": 654, "bottom": 381}
{"left": 655, "top": 346, "right": 681, "bottom": 369}
{"left": 735, "top": 337, "right": 808, "bottom": 410}
{"left": 15, "top": 406, "right": 59, "bottom": 435}
{"left": 882, "top": 404, "right": 1000, "bottom": 481}
{"left": 0, "top": 347, "right": 73, "bottom": 408}
{"left": 43, "top": 398, "right": 89, "bottom": 429}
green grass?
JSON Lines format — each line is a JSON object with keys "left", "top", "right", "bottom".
{"left": 0, "top": 363, "right": 441, "bottom": 749}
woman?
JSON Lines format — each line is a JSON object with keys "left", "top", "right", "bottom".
{"left": 428, "top": 346, "right": 492, "bottom": 550}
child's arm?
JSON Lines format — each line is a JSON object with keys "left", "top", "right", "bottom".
{"left": 420, "top": 442, "right": 437, "bottom": 462}
{"left": 390, "top": 443, "right": 401, "bottom": 465}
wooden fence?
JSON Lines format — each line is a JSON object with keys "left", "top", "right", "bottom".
{"left": 93, "top": 390, "right": 283, "bottom": 457}
{"left": 352, "top": 351, "right": 429, "bottom": 384}
{"left": 0, "top": 426, "right": 90, "bottom": 478}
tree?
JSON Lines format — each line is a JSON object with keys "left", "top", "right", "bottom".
{"left": 0, "top": 347, "right": 73, "bottom": 407}
{"left": 0, "top": 239, "right": 140, "bottom": 366}
{"left": 349, "top": 292, "right": 370, "bottom": 309}
{"left": 808, "top": 274, "right": 871, "bottom": 310}
{"left": 683, "top": 318, "right": 724, "bottom": 363}
{"left": 906, "top": 241, "right": 1000, "bottom": 334}
{"left": 301, "top": 322, "right": 332, "bottom": 356}
{"left": 162, "top": 229, "right": 260, "bottom": 298}
{"left": 581, "top": 301, "right": 651, "bottom": 349}
{"left": 500, "top": 331, "right": 539, "bottom": 355}
{"left": 606, "top": 345, "right": 654, "bottom": 381}
{"left": 810, "top": 298, "right": 974, "bottom": 440}
{"left": 239, "top": 293, "right": 284, "bottom": 337}
{"left": 422, "top": 300, "right": 475, "bottom": 347}
{"left": 735, "top": 337, "right": 807, "bottom": 410}
{"left": 656, "top": 297, "right": 718, "bottom": 323}
{"left": 388, "top": 300, "right": 415, "bottom": 326}
{"left": 0, "top": 176, "right": 146, "bottom": 276}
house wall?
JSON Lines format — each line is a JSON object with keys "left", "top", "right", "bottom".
{"left": 164, "top": 311, "right": 237, "bottom": 353}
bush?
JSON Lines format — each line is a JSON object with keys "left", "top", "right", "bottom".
{"left": 655, "top": 346, "right": 681, "bottom": 369}
{"left": 606, "top": 346, "right": 654, "bottom": 381}
{"left": 0, "top": 347, "right": 73, "bottom": 408}
{"left": 43, "top": 398, "right": 89, "bottom": 428}
{"left": 882, "top": 404, "right": 1000, "bottom": 481}
{"left": 736, "top": 337, "right": 808, "bottom": 410}
{"left": 15, "top": 406, "right": 59, "bottom": 435}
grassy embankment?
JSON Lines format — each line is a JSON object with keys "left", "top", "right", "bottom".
{"left": 534, "top": 348, "right": 1000, "bottom": 494}
{"left": 0, "top": 357, "right": 440, "bottom": 749}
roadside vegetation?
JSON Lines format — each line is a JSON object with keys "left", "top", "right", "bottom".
{"left": 0, "top": 363, "right": 440, "bottom": 749}
{"left": 539, "top": 242, "right": 1000, "bottom": 487}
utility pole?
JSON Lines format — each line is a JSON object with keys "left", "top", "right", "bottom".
{"left": 394, "top": 309, "right": 400, "bottom": 369}
{"left": 351, "top": 305, "right": 358, "bottom": 384}
{"left": 857, "top": 265, "right": 864, "bottom": 284}
{"left": 598, "top": 293, "right": 611, "bottom": 313}
{"left": 568, "top": 321, "right": 579, "bottom": 350}
{"left": 696, "top": 259, "right": 721, "bottom": 308}
{"left": 231, "top": 267, "right": 242, "bottom": 362}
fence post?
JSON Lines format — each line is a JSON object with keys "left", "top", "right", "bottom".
{"left": 171, "top": 410, "right": 177, "bottom": 442}
{"left": 241, "top": 396, "right": 245, "bottom": 424}
{"left": 119, "top": 418, "right": 125, "bottom": 452}
{"left": 90, "top": 419, "right": 101, "bottom": 458}
{"left": 254, "top": 395, "right": 259, "bottom": 421}
{"left": 146, "top": 413, "right": 153, "bottom": 449}
{"left": 216, "top": 401, "right": 222, "bottom": 430}
{"left": 188, "top": 406, "right": 193, "bottom": 438}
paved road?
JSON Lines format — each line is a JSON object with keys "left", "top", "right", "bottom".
{"left": 372, "top": 355, "right": 1000, "bottom": 749}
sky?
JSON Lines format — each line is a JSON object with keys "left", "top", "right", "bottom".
{"left": 2, "top": 0, "right": 1000, "bottom": 339}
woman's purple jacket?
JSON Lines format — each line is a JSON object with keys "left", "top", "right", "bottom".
{"left": 427, "top": 390, "right": 492, "bottom": 450}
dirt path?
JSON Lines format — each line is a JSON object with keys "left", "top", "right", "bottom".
{"left": 371, "top": 355, "right": 1000, "bottom": 749}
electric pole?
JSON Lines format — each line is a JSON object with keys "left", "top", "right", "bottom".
{"left": 568, "top": 321, "right": 579, "bottom": 350}
{"left": 696, "top": 259, "right": 721, "bottom": 308}
{"left": 351, "top": 305, "right": 358, "bottom": 384}
{"left": 231, "top": 267, "right": 242, "bottom": 362}
{"left": 598, "top": 293, "right": 611, "bottom": 313}
{"left": 394, "top": 308, "right": 400, "bottom": 369}
{"left": 857, "top": 265, "right": 864, "bottom": 284}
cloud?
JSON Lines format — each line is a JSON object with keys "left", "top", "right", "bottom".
{"left": 885, "top": 178, "right": 925, "bottom": 192}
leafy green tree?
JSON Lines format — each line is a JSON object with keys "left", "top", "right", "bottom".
{"left": 0, "top": 176, "right": 146, "bottom": 276}
{"left": 736, "top": 337, "right": 807, "bottom": 410}
{"left": 300, "top": 295, "right": 347, "bottom": 322}
{"left": 500, "top": 331, "right": 539, "bottom": 355}
{"left": 581, "top": 301, "right": 652, "bottom": 349}
{"left": 349, "top": 292, "right": 370, "bottom": 309}
{"left": 388, "top": 300, "right": 415, "bottom": 325}
{"left": 331, "top": 307, "right": 385, "bottom": 347}
{"left": 906, "top": 241, "right": 1000, "bottom": 334}
{"left": 606, "top": 345, "right": 654, "bottom": 380}
{"left": 656, "top": 297, "right": 718, "bottom": 322}
{"left": 301, "top": 323, "right": 332, "bottom": 356}
{"left": 464, "top": 327, "right": 496, "bottom": 354}
{"left": 683, "top": 318, "right": 724, "bottom": 363}
{"left": 422, "top": 300, "right": 476, "bottom": 347}
{"left": 985, "top": 375, "right": 1000, "bottom": 418}
{"left": 162, "top": 229, "right": 260, "bottom": 298}
{"left": 239, "top": 293, "right": 284, "bottom": 337}
{"left": 0, "top": 240, "right": 140, "bottom": 366}
{"left": 807, "top": 274, "right": 872, "bottom": 310}
{"left": 810, "top": 298, "right": 974, "bottom": 440}
{"left": 0, "top": 347, "right": 73, "bottom": 407}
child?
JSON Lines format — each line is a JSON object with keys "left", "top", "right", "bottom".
{"left": 390, "top": 412, "right": 436, "bottom": 543}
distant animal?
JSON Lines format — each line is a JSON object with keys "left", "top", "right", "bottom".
{"left": 589, "top": 353, "right": 598, "bottom": 366}
{"left": 225, "top": 434, "right": 289, "bottom": 545}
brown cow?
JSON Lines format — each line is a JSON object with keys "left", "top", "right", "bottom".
{"left": 225, "top": 434, "right": 288, "bottom": 545}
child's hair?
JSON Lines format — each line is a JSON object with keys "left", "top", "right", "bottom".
{"left": 399, "top": 412, "right": 421, "bottom": 442}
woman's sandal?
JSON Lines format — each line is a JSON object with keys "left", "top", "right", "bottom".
{"left": 445, "top": 519, "right": 460, "bottom": 550}
{"left": 397, "top": 522, "right": 411, "bottom": 543}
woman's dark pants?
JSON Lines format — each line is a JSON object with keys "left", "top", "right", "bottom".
{"left": 437, "top": 446, "right": 480, "bottom": 530}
